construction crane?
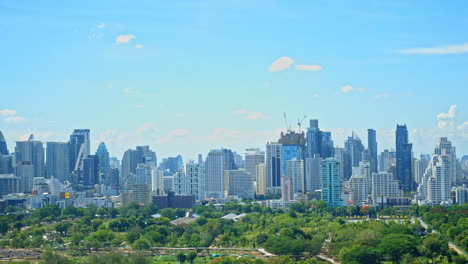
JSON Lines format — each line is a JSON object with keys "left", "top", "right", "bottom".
{"left": 297, "top": 115, "right": 307, "bottom": 133}
{"left": 283, "top": 112, "right": 291, "bottom": 132}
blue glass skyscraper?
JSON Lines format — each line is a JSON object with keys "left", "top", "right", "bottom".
{"left": 396, "top": 124, "right": 414, "bottom": 192}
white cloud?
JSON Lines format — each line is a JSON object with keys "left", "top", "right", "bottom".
{"left": 375, "top": 93, "right": 389, "bottom": 99}
{"left": 398, "top": 43, "right": 468, "bottom": 55}
{"left": 0, "top": 109, "right": 16, "bottom": 116}
{"left": 4, "top": 116, "right": 25, "bottom": 123}
{"left": 115, "top": 34, "right": 136, "bottom": 45}
{"left": 295, "top": 64, "right": 321, "bottom": 71}
{"left": 269, "top": 57, "right": 294, "bottom": 72}
{"left": 159, "top": 129, "right": 189, "bottom": 143}
{"left": 134, "top": 104, "right": 144, "bottom": 108}
{"left": 134, "top": 44, "right": 144, "bottom": 49}
{"left": 313, "top": 93, "right": 320, "bottom": 97}
{"left": 437, "top": 105, "right": 457, "bottom": 129}
{"left": 135, "top": 122, "right": 157, "bottom": 135}
{"left": 176, "top": 113, "right": 185, "bottom": 117}
{"left": 233, "top": 109, "right": 268, "bottom": 120}
{"left": 123, "top": 88, "right": 141, "bottom": 95}
{"left": 341, "top": 85, "right": 354, "bottom": 93}
{"left": 97, "top": 23, "right": 105, "bottom": 29}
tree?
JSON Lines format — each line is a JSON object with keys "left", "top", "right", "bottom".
{"left": 187, "top": 251, "right": 197, "bottom": 264}
{"left": 377, "top": 234, "right": 417, "bottom": 263}
{"left": 133, "top": 239, "right": 150, "bottom": 251}
{"left": 56, "top": 222, "right": 72, "bottom": 236}
{"left": 40, "top": 249, "right": 71, "bottom": 264}
{"left": 176, "top": 252, "right": 187, "bottom": 263}
{"left": 339, "top": 245, "right": 381, "bottom": 264}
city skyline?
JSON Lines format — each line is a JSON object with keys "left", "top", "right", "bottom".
{"left": 1, "top": 1, "right": 468, "bottom": 159}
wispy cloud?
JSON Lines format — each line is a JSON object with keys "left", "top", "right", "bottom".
{"left": 135, "top": 122, "right": 157, "bottom": 135}
{"left": 233, "top": 109, "right": 268, "bottom": 120}
{"left": 313, "top": 93, "right": 320, "bottom": 97}
{"left": 97, "top": 23, "right": 105, "bottom": 29}
{"left": 269, "top": 57, "right": 294, "bottom": 72}
{"left": 134, "top": 44, "right": 144, "bottom": 49}
{"left": 159, "top": 129, "right": 189, "bottom": 143}
{"left": 295, "top": 65, "right": 321, "bottom": 71}
{"left": 1, "top": 109, "right": 25, "bottom": 123}
{"left": 134, "top": 104, "right": 144, "bottom": 108}
{"left": 115, "top": 34, "right": 136, "bottom": 45}
{"left": 397, "top": 43, "right": 468, "bottom": 55}
{"left": 374, "top": 93, "right": 389, "bottom": 99}
{"left": 123, "top": 88, "right": 141, "bottom": 95}
{"left": 0, "top": 109, "right": 16, "bottom": 116}
{"left": 340, "top": 85, "right": 365, "bottom": 93}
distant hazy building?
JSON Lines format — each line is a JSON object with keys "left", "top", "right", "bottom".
{"left": 132, "top": 184, "right": 151, "bottom": 205}
{"left": 121, "top": 146, "right": 156, "bottom": 189}
{"left": 281, "top": 176, "right": 294, "bottom": 203}
{"left": 0, "top": 131, "right": 8, "bottom": 155}
{"left": 151, "top": 169, "right": 165, "bottom": 196}
{"left": 95, "top": 142, "right": 110, "bottom": 184}
{"left": 0, "top": 174, "right": 20, "bottom": 197}
{"left": 135, "top": 164, "right": 152, "bottom": 184}
{"left": 15, "top": 137, "right": 45, "bottom": 179}
{"left": 321, "top": 158, "right": 342, "bottom": 207}
{"left": 266, "top": 142, "right": 282, "bottom": 193}
{"left": 396, "top": 124, "right": 414, "bottom": 192}
{"left": 205, "top": 149, "right": 236, "bottom": 199}
{"left": 367, "top": 129, "right": 378, "bottom": 173}
{"left": 0, "top": 131, "right": 13, "bottom": 174}
{"left": 414, "top": 156, "right": 429, "bottom": 185}
{"left": 286, "top": 158, "right": 304, "bottom": 194}
{"left": 344, "top": 133, "right": 364, "bottom": 180}
{"left": 106, "top": 168, "right": 119, "bottom": 188}
{"left": 306, "top": 119, "right": 334, "bottom": 159}
{"left": 305, "top": 155, "right": 321, "bottom": 192}
{"left": 160, "top": 155, "right": 182, "bottom": 175}
{"left": 455, "top": 186, "right": 467, "bottom": 205}
{"left": 334, "top": 147, "right": 345, "bottom": 181}
{"left": 225, "top": 169, "right": 254, "bottom": 200}
{"left": 16, "top": 161, "right": 34, "bottom": 193}
{"left": 83, "top": 155, "right": 99, "bottom": 186}
{"left": 46, "top": 142, "right": 69, "bottom": 181}
{"left": 244, "top": 148, "right": 265, "bottom": 178}
{"left": 69, "top": 129, "right": 90, "bottom": 173}
{"left": 255, "top": 163, "right": 267, "bottom": 196}
{"left": 379, "top": 149, "right": 395, "bottom": 172}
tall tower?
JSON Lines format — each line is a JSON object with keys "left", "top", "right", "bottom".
{"left": 244, "top": 148, "right": 265, "bottom": 178}
{"left": 305, "top": 155, "right": 321, "bottom": 192}
{"left": 266, "top": 142, "right": 282, "bottom": 193}
{"left": 367, "top": 129, "right": 378, "bottom": 173}
{"left": 0, "top": 131, "right": 9, "bottom": 155}
{"left": 95, "top": 142, "right": 110, "bottom": 184}
{"left": 306, "top": 120, "right": 334, "bottom": 159}
{"left": 204, "top": 149, "right": 236, "bottom": 199}
{"left": 434, "top": 137, "right": 458, "bottom": 184}
{"left": 46, "top": 142, "right": 70, "bottom": 181}
{"left": 286, "top": 158, "right": 304, "bottom": 194}
{"left": 279, "top": 131, "right": 306, "bottom": 175}
{"left": 396, "top": 124, "right": 414, "bottom": 192}
{"left": 15, "top": 136, "right": 45, "bottom": 179}
{"left": 321, "top": 158, "right": 342, "bottom": 207}
{"left": 69, "top": 129, "right": 90, "bottom": 176}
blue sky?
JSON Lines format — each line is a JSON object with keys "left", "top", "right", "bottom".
{"left": 1, "top": 0, "right": 468, "bottom": 160}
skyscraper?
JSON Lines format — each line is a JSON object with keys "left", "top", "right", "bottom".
{"left": 434, "top": 137, "right": 458, "bottom": 184}
{"left": 281, "top": 176, "right": 294, "bottom": 203}
{"left": 244, "top": 148, "right": 265, "bottom": 178}
{"left": 0, "top": 132, "right": 13, "bottom": 174}
{"left": 121, "top": 146, "right": 157, "bottom": 188}
{"left": 0, "top": 131, "right": 9, "bottom": 155}
{"left": 95, "top": 142, "right": 110, "bottom": 184}
{"left": 279, "top": 131, "right": 306, "bottom": 175}
{"left": 46, "top": 142, "right": 69, "bottom": 181}
{"left": 421, "top": 155, "right": 452, "bottom": 205}
{"left": 205, "top": 149, "right": 236, "bottom": 199}
{"left": 266, "top": 142, "right": 282, "bottom": 193}
{"left": 396, "top": 124, "right": 414, "bottom": 192}
{"left": 16, "top": 161, "right": 34, "bottom": 193}
{"left": 69, "top": 129, "right": 90, "bottom": 173}
{"left": 321, "top": 158, "right": 342, "bottom": 207}
{"left": 224, "top": 169, "right": 254, "bottom": 200}
{"left": 414, "top": 156, "right": 429, "bottom": 185}
{"left": 15, "top": 136, "right": 45, "bottom": 179}
{"left": 255, "top": 163, "right": 267, "bottom": 196}
{"left": 305, "top": 155, "right": 321, "bottom": 193}
{"left": 343, "top": 133, "right": 364, "bottom": 180}
{"left": 83, "top": 155, "right": 99, "bottom": 186}
{"left": 367, "top": 129, "right": 378, "bottom": 173}
{"left": 183, "top": 161, "right": 205, "bottom": 201}
{"left": 286, "top": 158, "right": 304, "bottom": 194}
{"left": 370, "top": 172, "right": 402, "bottom": 205}
{"left": 306, "top": 120, "right": 334, "bottom": 159}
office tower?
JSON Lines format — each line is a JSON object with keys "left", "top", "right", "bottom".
{"left": 0, "top": 131, "right": 9, "bottom": 155}
{"left": 135, "top": 163, "right": 152, "bottom": 184}
{"left": 83, "top": 155, "right": 99, "bottom": 186}
{"left": 151, "top": 168, "right": 165, "bottom": 196}
{"left": 69, "top": 129, "right": 90, "bottom": 173}
{"left": 370, "top": 172, "right": 402, "bottom": 204}
{"left": 95, "top": 142, "right": 110, "bottom": 184}
{"left": 305, "top": 155, "right": 321, "bottom": 193}
{"left": 286, "top": 158, "right": 304, "bottom": 194}
{"left": 109, "top": 157, "right": 120, "bottom": 169}
{"left": 321, "top": 132, "right": 334, "bottom": 159}
{"left": 106, "top": 168, "right": 119, "bottom": 188}
{"left": 233, "top": 151, "right": 244, "bottom": 168}
{"left": 15, "top": 136, "right": 45, "bottom": 179}
{"left": 198, "top": 154, "right": 203, "bottom": 165}
{"left": 121, "top": 146, "right": 156, "bottom": 188}
{"left": 16, "top": 161, "right": 34, "bottom": 193}
{"left": 379, "top": 149, "right": 395, "bottom": 172}
{"left": 434, "top": 137, "right": 458, "bottom": 184}
{"left": 396, "top": 124, "right": 414, "bottom": 192}
{"left": 344, "top": 133, "right": 365, "bottom": 180}
{"left": 418, "top": 154, "right": 452, "bottom": 205}
{"left": 244, "top": 148, "right": 265, "bottom": 177}
{"left": 281, "top": 176, "right": 294, "bottom": 203}
{"left": 279, "top": 131, "right": 306, "bottom": 175}
{"left": 333, "top": 147, "right": 345, "bottom": 181}
{"left": 160, "top": 155, "right": 183, "bottom": 175}
{"left": 414, "top": 156, "right": 429, "bottom": 185}
{"left": 132, "top": 184, "right": 151, "bottom": 205}
{"left": 321, "top": 158, "right": 342, "bottom": 207}
{"left": 348, "top": 175, "right": 368, "bottom": 205}
{"left": 455, "top": 186, "right": 467, "bottom": 205}
{"left": 255, "top": 163, "right": 267, "bottom": 196}
{"left": 224, "top": 169, "right": 254, "bottom": 200}
{"left": 353, "top": 161, "right": 372, "bottom": 193}
{"left": 307, "top": 119, "right": 321, "bottom": 157}
{"left": 205, "top": 149, "right": 237, "bottom": 199}
{"left": 46, "top": 142, "right": 69, "bottom": 181}
{"left": 173, "top": 172, "right": 187, "bottom": 195}
{"left": 0, "top": 174, "right": 20, "bottom": 197}
{"left": 183, "top": 162, "right": 205, "bottom": 201}
{"left": 163, "top": 176, "right": 174, "bottom": 192}
{"left": 367, "top": 129, "right": 378, "bottom": 173}
{"left": 137, "top": 145, "right": 157, "bottom": 166}
{"left": 266, "top": 142, "right": 282, "bottom": 193}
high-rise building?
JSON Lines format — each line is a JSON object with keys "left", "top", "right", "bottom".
{"left": 255, "top": 163, "right": 267, "bottom": 196}
{"left": 0, "top": 174, "right": 20, "bottom": 197}
{"left": 321, "top": 158, "right": 342, "bottom": 207}
{"left": 224, "top": 169, "right": 254, "bottom": 200}
{"left": 348, "top": 175, "right": 368, "bottom": 205}
{"left": 233, "top": 151, "right": 244, "bottom": 168}
{"left": 132, "top": 184, "right": 151, "bottom": 205}
{"left": 334, "top": 147, "right": 345, "bottom": 181}
{"left": 418, "top": 154, "right": 452, "bottom": 205}
{"left": 344, "top": 133, "right": 365, "bottom": 180}
{"left": 414, "top": 156, "right": 429, "bottom": 185}
{"left": 266, "top": 142, "right": 282, "bottom": 193}
{"left": 455, "top": 186, "right": 467, "bottom": 205}
{"left": 370, "top": 172, "right": 402, "bottom": 204}
{"left": 306, "top": 120, "right": 334, "bottom": 159}
{"left": 286, "top": 158, "right": 304, "bottom": 194}
{"left": 15, "top": 137, "right": 45, "bottom": 179}
{"left": 95, "top": 142, "right": 110, "bottom": 184}
{"left": 160, "top": 155, "right": 182, "bottom": 175}
{"left": 69, "top": 129, "right": 90, "bottom": 173}
{"left": 281, "top": 176, "right": 294, "bottom": 203}
{"left": 183, "top": 162, "right": 205, "bottom": 201}
{"left": 0, "top": 131, "right": 9, "bottom": 155}
{"left": 198, "top": 154, "right": 203, "bottom": 165}
{"left": 205, "top": 149, "right": 236, "bottom": 199}
{"left": 434, "top": 137, "right": 458, "bottom": 184}
{"left": 379, "top": 149, "right": 395, "bottom": 172}
{"left": 16, "top": 161, "right": 34, "bottom": 193}
{"left": 396, "top": 124, "right": 414, "bottom": 192}
{"left": 135, "top": 163, "right": 152, "bottom": 184}
{"left": 151, "top": 168, "right": 165, "bottom": 196}
{"left": 121, "top": 146, "right": 157, "bottom": 188}
{"left": 279, "top": 131, "right": 306, "bottom": 175}
{"left": 106, "top": 168, "right": 119, "bottom": 188}
{"left": 305, "top": 155, "right": 321, "bottom": 192}
{"left": 46, "top": 142, "right": 69, "bottom": 181}
{"left": 367, "top": 129, "right": 378, "bottom": 173}
{"left": 353, "top": 161, "right": 372, "bottom": 193}
{"left": 244, "top": 148, "right": 265, "bottom": 178}
{"left": 173, "top": 172, "right": 187, "bottom": 195}
{"left": 83, "top": 155, "right": 99, "bottom": 186}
